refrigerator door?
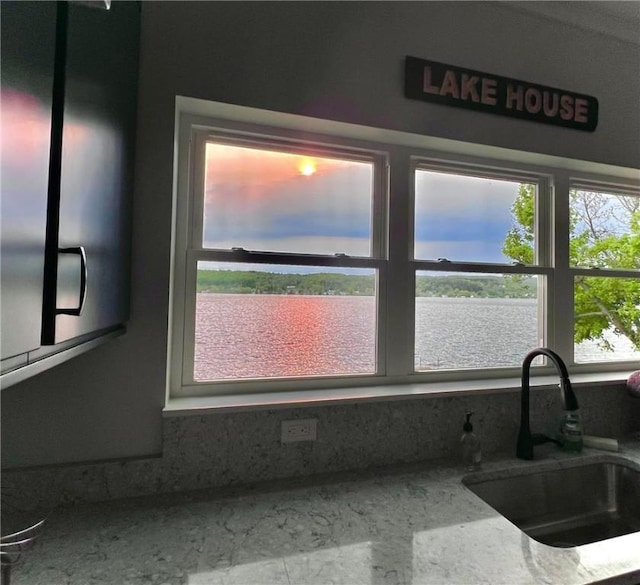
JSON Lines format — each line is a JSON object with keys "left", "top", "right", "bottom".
{"left": 42, "top": 1, "right": 139, "bottom": 345}
{"left": 0, "top": 2, "right": 56, "bottom": 361}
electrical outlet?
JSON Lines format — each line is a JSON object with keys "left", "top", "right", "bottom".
{"left": 281, "top": 419, "right": 317, "bottom": 443}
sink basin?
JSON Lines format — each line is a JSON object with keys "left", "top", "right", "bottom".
{"left": 463, "top": 458, "right": 640, "bottom": 547}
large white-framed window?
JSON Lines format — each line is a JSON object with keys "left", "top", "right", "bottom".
{"left": 169, "top": 109, "right": 640, "bottom": 399}
{"left": 170, "top": 124, "right": 390, "bottom": 396}
{"left": 410, "top": 162, "right": 552, "bottom": 372}
{"left": 567, "top": 181, "right": 640, "bottom": 366}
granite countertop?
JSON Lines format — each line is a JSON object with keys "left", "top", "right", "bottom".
{"left": 10, "top": 442, "right": 640, "bottom": 585}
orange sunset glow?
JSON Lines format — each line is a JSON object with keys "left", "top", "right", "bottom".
{"left": 201, "top": 140, "right": 375, "bottom": 256}
{"left": 298, "top": 158, "right": 316, "bottom": 176}
{"left": 204, "top": 143, "right": 356, "bottom": 199}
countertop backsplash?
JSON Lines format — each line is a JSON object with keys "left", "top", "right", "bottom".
{"left": 3, "top": 383, "right": 639, "bottom": 513}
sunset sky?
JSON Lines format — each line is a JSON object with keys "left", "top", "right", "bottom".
{"left": 202, "top": 142, "right": 523, "bottom": 271}
{"left": 414, "top": 170, "right": 523, "bottom": 263}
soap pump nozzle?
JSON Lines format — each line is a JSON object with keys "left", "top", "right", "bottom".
{"left": 461, "top": 411, "right": 481, "bottom": 471}
{"left": 463, "top": 411, "right": 474, "bottom": 432}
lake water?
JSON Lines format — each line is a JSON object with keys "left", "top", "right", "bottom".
{"left": 194, "top": 294, "right": 639, "bottom": 381}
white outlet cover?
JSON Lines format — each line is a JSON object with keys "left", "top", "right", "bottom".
{"left": 281, "top": 419, "right": 317, "bottom": 443}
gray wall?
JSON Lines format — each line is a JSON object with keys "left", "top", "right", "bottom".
{"left": 2, "top": 1, "right": 639, "bottom": 469}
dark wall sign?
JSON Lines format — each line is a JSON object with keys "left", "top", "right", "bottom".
{"left": 405, "top": 56, "right": 598, "bottom": 132}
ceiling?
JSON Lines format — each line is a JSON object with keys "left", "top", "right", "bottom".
{"left": 502, "top": 1, "right": 640, "bottom": 44}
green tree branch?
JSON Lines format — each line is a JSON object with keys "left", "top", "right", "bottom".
{"left": 502, "top": 185, "right": 640, "bottom": 352}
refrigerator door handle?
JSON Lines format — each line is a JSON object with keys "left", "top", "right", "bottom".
{"left": 56, "top": 246, "right": 87, "bottom": 316}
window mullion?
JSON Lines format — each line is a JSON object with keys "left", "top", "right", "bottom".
{"left": 372, "top": 154, "right": 389, "bottom": 376}
{"left": 385, "top": 148, "right": 414, "bottom": 377}
{"left": 537, "top": 176, "right": 552, "bottom": 352}
{"left": 552, "top": 172, "right": 574, "bottom": 362}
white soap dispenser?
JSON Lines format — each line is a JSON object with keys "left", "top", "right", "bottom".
{"left": 461, "top": 411, "right": 482, "bottom": 471}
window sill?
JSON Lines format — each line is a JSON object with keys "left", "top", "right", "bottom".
{"left": 163, "top": 370, "right": 634, "bottom": 417}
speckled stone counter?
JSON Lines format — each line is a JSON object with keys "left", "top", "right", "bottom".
{"left": 10, "top": 443, "right": 640, "bottom": 585}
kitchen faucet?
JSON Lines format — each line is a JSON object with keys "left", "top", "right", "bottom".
{"left": 517, "top": 347, "right": 579, "bottom": 460}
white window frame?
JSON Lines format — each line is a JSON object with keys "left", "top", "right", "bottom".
{"left": 168, "top": 105, "right": 640, "bottom": 400}
{"left": 409, "top": 160, "right": 553, "bottom": 375}
{"left": 170, "top": 121, "right": 390, "bottom": 397}
{"left": 555, "top": 178, "right": 640, "bottom": 372}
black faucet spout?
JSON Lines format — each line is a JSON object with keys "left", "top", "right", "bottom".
{"left": 517, "top": 347, "right": 579, "bottom": 460}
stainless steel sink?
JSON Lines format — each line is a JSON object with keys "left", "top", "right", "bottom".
{"left": 463, "top": 458, "right": 640, "bottom": 548}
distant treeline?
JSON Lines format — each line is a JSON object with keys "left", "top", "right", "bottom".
{"left": 417, "top": 274, "right": 536, "bottom": 298}
{"left": 197, "top": 270, "right": 374, "bottom": 296}
{"left": 197, "top": 270, "right": 537, "bottom": 298}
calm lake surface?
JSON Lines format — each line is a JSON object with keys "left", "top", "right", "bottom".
{"left": 194, "top": 294, "right": 639, "bottom": 381}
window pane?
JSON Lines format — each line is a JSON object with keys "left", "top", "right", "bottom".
{"left": 415, "top": 272, "right": 542, "bottom": 370}
{"left": 203, "top": 142, "right": 374, "bottom": 256}
{"left": 194, "top": 262, "right": 377, "bottom": 381}
{"left": 415, "top": 169, "right": 537, "bottom": 264}
{"left": 574, "top": 276, "right": 640, "bottom": 363}
{"left": 569, "top": 188, "right": 639, "bottom": 269}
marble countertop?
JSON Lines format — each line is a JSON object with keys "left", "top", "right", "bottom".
{"left": 10, "top": 442, "right": 640, "bottom": 585}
